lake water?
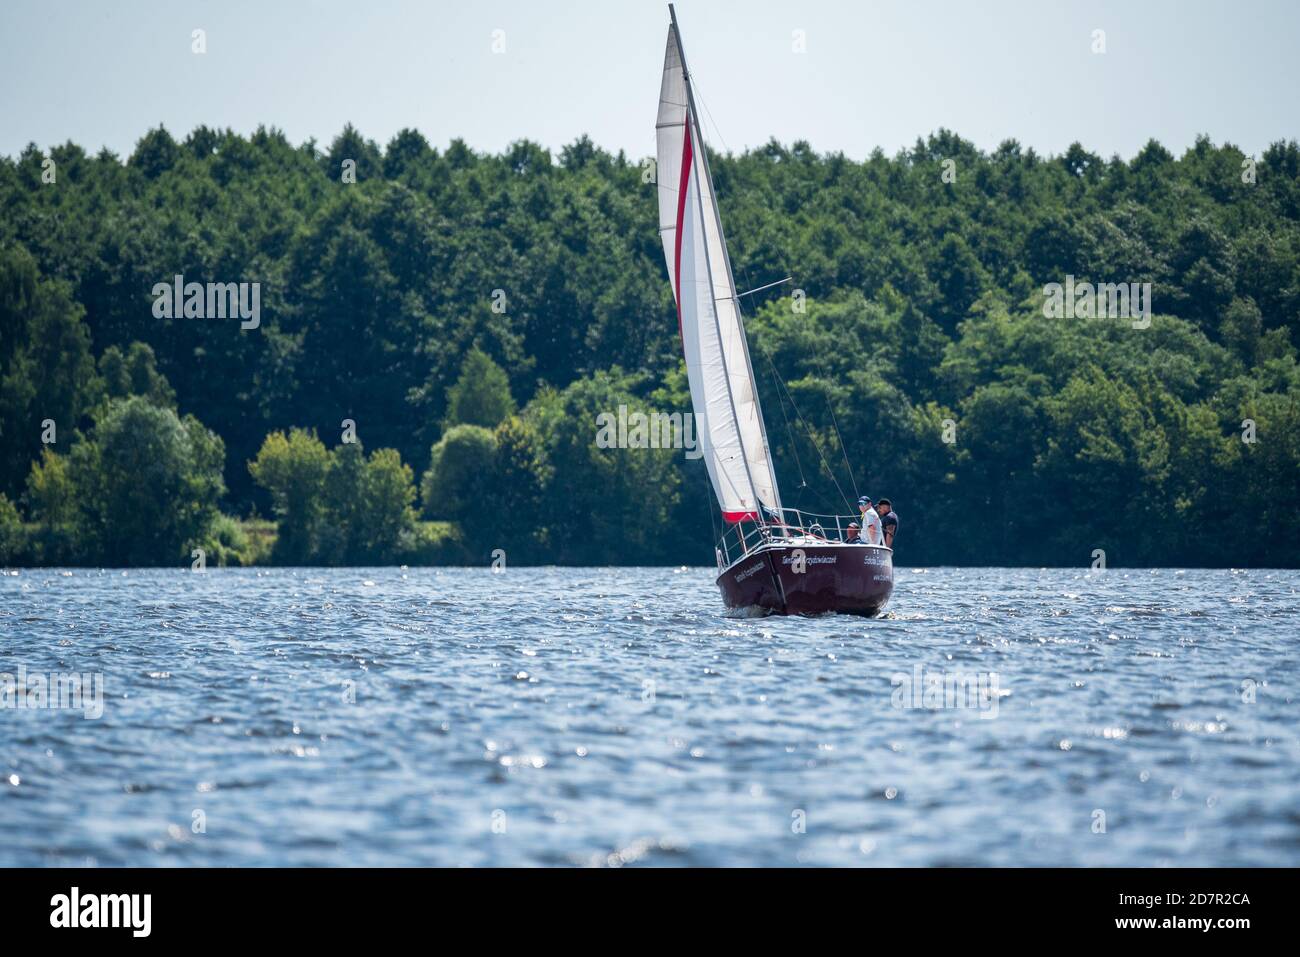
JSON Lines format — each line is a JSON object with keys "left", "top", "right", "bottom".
{"left": 1, "top": 566, "right": 1296, "bottom": 867}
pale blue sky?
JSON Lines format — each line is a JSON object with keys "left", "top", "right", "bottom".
{"left": 1, "top": 0, "right": 1297, "bottom": 162}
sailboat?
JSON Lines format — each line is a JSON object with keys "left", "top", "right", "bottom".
{"left": 655, "top": 5, "right": 894, "bottom": 616}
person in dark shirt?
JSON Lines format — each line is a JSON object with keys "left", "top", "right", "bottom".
{"left": 877, "top": 498, "right": 899, "bottom": 548}
{"left": 843, "top": 522, "right": 864, "bottom": 544}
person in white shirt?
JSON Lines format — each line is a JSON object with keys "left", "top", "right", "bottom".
{"left": 857, "top": 496, "right": 882, "bottom": 545}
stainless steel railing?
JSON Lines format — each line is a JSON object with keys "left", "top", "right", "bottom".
{"left": 715, "top": 507, "right": 881, "bottom": 570}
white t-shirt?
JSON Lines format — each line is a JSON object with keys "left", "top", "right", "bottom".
{"left": 861, "top": 507, "right": 882, "bottom": 544}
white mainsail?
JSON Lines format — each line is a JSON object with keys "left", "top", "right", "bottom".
{"left": 655, "top": 15, "right": 781, "bottom": 524}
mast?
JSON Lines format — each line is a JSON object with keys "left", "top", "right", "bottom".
{"left": 667, "top": 5, "right": 784, "bottom": 521}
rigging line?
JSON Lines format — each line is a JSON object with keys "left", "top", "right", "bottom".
{"left": 800, "top": 302, "right": 860, "bottom": 502}
{"left": 689, "top": 76, "right": 768, "bottom": 324}
{"left": 691, "top": 78, "right": 732, "bottom": 159}
{"left": 694, "top": 76, "right": 848, "bottom": 518}
{"left": 693, "top": 72, "right": 850, "bottom": 520}
{"left": 823, "top": 387, "right": 860, "bottom": 501}
{"left": 770, "top": 363, "right": 807, "bottom": 490}
{"left": 755, "top": 341, "right": 853, "bottom": 514}
{"left": 693, "top": 77, "right": 786, "bottom": 367}
{"left": 691, "top": 81, "right": 753, "bottom": 273}
{"left": 777, "top": 364, "right": 852, "bottom": 514}
{"left": 704, "top": 464, "right": 720, "bottom": 558}
{"left": 692, "top": 81, "right": 788, "bottom": 437}
{"left": 708, "top": 81, "right": 858, "bottom": 505}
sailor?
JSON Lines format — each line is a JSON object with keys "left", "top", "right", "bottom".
{"left": 857, "top": 496, "right": 882, "bottom": 545}
{"left": 877, "top": 498, "right": 898, "bottom": 548}
{"left": 844, "top": 521, "right": 864, "bottom": 544}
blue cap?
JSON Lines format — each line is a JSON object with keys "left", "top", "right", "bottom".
{"left": 858, "top": 496, "right": 872, "bottom": 505}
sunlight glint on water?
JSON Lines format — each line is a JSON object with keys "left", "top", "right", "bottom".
{"left": 0, "top": 566, "right": 1296, "bottom": 866}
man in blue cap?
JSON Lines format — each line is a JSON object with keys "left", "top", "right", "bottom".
{"left": 857, "top": 496, "right": 882, "bottom": 545}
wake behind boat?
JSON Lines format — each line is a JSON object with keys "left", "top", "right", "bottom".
{"left": 654, "top": 6, "right": 893, "bottom": 616}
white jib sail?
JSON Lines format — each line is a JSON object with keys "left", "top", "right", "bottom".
{"left": 655, "top": 22, "right": 781, "bottom": 524}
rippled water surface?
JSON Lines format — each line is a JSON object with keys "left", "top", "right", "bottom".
{"left": 1, "top": 566, "right": 1297, "bottom": 866}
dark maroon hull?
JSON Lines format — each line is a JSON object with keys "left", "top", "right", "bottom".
{"left": 715, "top": 543, "right": 894, "bottom": 616}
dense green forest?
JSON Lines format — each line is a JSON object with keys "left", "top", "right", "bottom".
{"left": 1, "top": 124, "right": 1298, "bottom": 567}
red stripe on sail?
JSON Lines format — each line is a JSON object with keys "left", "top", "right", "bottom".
{"left": 722, "top": 510, "right": 759, "bottom": 523}
{"left": 673, "top": 120, "right": 694, "bottom": 341}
